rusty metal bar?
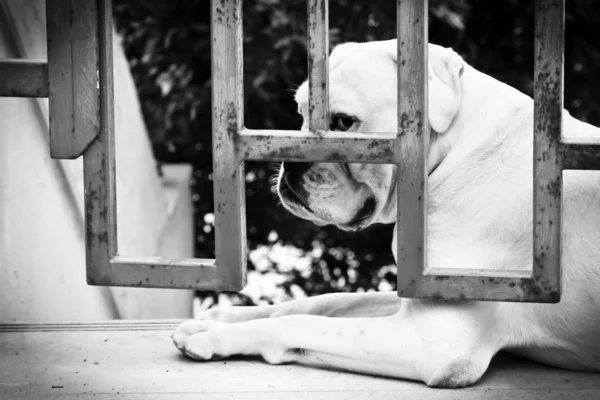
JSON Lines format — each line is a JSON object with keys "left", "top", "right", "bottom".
{"left": 307, "top": 0, "right": 329, "bottom": 132}
{"left": 396, "top": 0, "right": 429, "bottom": 298}
{"left": 560, "top": 142, "right": 600, "bottom": 170}
{"left": 0, "top": 59, "right": 48, "bottom": 97}
{"left": 75, "top": 0, "right": 573, "bottom": 298}
{"left": 394, "top": 0, "right": 565, "bottom": 302}
{"left": 109, "top": 256, "right": 227, "bottom": 290}
{"left": 531, "top": 0, "right": 564, "bottom": 300}
{"left": 81, "top": 0, "right": 245, "bottom": 290}
{"left": 46, "top": 0, "right": 100, "bottom": 159}
{"left": 83, "top": 0, "right": 227, "bottom": 290}
{"left": 237, "top": 129, "right": 397, "bottom": 163}
{"left": 210, "top": 0, "right": 246, "bottom": 291}
{"left": 83, "top": 0, "right": 116, "bottom": 286}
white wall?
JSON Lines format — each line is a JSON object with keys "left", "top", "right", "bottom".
{"left": 0, "top": 28, "right": 118, "bottom": 321}
{"left": 0, "top": 0, "right": 195, "bottom": 322}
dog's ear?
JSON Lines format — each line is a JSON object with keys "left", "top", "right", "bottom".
{"left": 427, "top": 45, "right": 464, "bottom": 133}
{"left": 379, "top": 41, "right": 464, "bottom": 133}
{"left": 329, "top": 42, "right": 361, "bottom": 72}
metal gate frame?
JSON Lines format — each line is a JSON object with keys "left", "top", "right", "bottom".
{"left": 2, "top": 0, "right": 600, "bottom": 301}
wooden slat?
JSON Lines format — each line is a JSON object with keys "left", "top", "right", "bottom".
{"left": 47, "top": 0, "right": 100, "bottom": 159}
{"left": 237, "top": 129, "right": 397, "bottom": 163}
{"left": 532, "top": 0, "right": 564, "bottom": 298}
{"left": 2, "top": 324, "right": 599, "bottom": 399}
{"left": 396, "top": 0, "right": 429, "bottom": 298}
{"left": 0, "top": 59, "right": 48, "bottom": 97}
{"left": 0, "top": 320, "right": 181, "bottom": 332}
{"left": 84, "top": 0, "right": 116, "bottom": 286}
{"left": 307, "top": 0, "right": 329, "bottom": 132}
{"left": 210, "top": 0, "right": 246, "bottom": 291}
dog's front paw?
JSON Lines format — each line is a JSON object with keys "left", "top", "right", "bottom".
{"left": 171, "top": 320, "right": 228, "bottom": 361}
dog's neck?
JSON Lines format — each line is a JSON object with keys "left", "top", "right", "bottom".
{"left": 427, "top": 63, "right": 533, "bottom": 189}
{"left": 380, "top": 63, "right": 535, "bottom": 226}
{"left": 383, "top": 63, "right": 539, "bottom": 272}
{"left": 421, "top": 63, "right": 537, "bottom": 272}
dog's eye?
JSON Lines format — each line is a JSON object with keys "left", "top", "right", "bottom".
{"left": 330, "top": 114, "right": 355, "bottom": 132}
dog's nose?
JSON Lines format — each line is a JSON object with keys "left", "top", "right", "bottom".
{"left": 282, "top": 162, "right": 312, "bottom": 177}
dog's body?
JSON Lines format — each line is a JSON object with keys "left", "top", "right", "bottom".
{"left": 173, "top": 40, "right": 600, "bottom": 387}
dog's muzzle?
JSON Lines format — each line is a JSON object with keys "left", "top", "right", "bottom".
{"left": 279, "top": 162, "right": 313, "bottom": 211}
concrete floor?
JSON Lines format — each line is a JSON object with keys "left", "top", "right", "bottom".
{"left": 1, "top": 320, "right": 599, "bottom": 399}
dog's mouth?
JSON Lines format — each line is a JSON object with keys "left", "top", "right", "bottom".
{"left": 340, "top": 196, "right": 377, "bottom": 232}
{"left": 280, "top": 174, "right": 313, "bottom": 213}
{"left": 279, "top": 163, "right": 376, "bottom": 231}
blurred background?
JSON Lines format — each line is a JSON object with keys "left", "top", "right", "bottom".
{"left": 110, "top": 0, "right": 600, "bottom": 308}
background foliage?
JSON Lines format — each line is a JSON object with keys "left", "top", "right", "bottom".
{"left": 112, "top": 0, "right": 600, "bottom": 305}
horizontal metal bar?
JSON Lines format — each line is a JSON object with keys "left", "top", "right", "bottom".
{"left": 0, "top": 59, "right": 48, "bottom": 97}
{"left": 112, "top": 256, "right": 216, "bottom": 267}
{"left": 103, "top": 256, "right": 242, "bottom": 291}
{"left": 560, "top": 142, "right": 600, "bottom": 170}
{"left": 399, "top": 274, "right": 560, "bottom": 303}
{"left": 88, "top": 255, "right": 243, "bottom": 291}
{"left": 424, "top": 267, "right": 531, "bottom": 279}
{"left": 237, "top": 128, "right": 398, "bottom": 163}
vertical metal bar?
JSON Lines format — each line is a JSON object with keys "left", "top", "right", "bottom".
{"left": 211, "top": 0, "right": 246, "bottom": 290}
{"left": 396, "top": 0, "right": 429, "bottom": 296}
{"left": 46, "top": 0, "right": 100, "bottom": 159}
{"left": 533, "top": 0, "right": 564, "bottom": 297}
{"left": 84, "top": 0, "right": 116, "bottom": 285}
{"left": 307, "top": 0, "right": 329, "bottom": 132}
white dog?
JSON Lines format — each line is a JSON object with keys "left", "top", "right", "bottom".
{"left": 172, "top": 40, "right": 600, "bottom": 387}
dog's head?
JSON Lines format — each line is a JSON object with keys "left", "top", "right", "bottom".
{"left": 277, "top": 40, "right": 465, "bottom": 231}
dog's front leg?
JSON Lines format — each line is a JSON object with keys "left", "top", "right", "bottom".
{"left": 196, "top": 292, "right": 402, "bottom": 322}
{"left": 173, "top": 301, "right": 501, "bottom": 388}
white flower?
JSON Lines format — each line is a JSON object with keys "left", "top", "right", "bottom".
{"left": 203, "top": 213, "right": 215, "bottom": 225}
{"left": 289, "top": 284, "right": 307, "bottom": 299}
{"left": 249, "top": 245, "right": 273, "bottom": 272}
{"left": 240, "top": 271, "right": 287, "bottom": 304}
{"left": 268, "top": 243, "right": 312, "bottom": 273}
{"left": 377, "top": 280, "right": 393, "bottom": 292}
{"left": 240, "top": 270, "right": 263, "bottom": 304}
{"left": 267, "top": 230, "right": 279, "bottom": 242}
